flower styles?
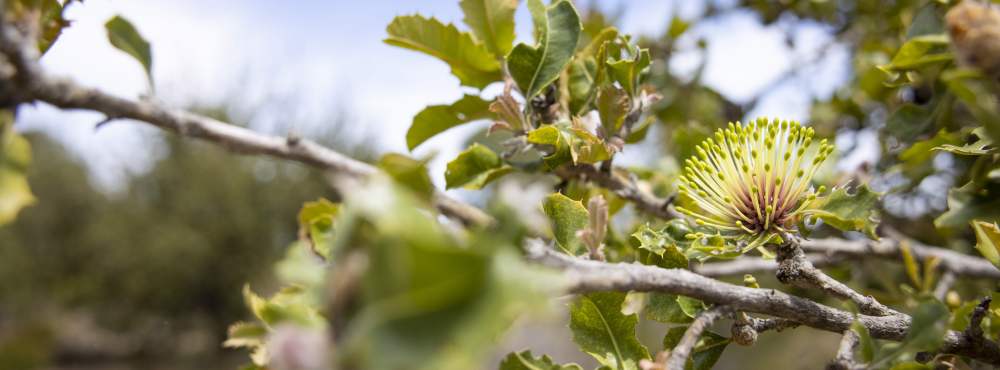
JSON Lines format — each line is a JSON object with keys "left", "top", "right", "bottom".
{"left": 676, "top": 118, "right": 834, "bottom": 251}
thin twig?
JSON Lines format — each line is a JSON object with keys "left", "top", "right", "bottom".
{"left": 826, "top": 330, "right": 863, "bottom": 370}
{"left": 800, "top": 237, "right": 1000, "bottom": 280}
{"left": 776, "top": 240, "right": 899, "bottom": 317}
{"left": 694, "top": 253, "right": 842, "bottom": 277}
{"left": 556, "top": 164, "right": 681, "bottom": 220}
{"left": 664, "top": 306, "right": 733, "bottom": 370}
{"left": 933, "top": 271, "right": 957, "bottom": 301}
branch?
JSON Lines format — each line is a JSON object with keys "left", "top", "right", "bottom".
{"left": 800, "top": 237, "right": 1000, "bottom": 280}
{"left": 524, "top": 241, "right": 1000, "bottom": 366}
{"left": 776, "top": 240, "right": 898, "bottom": 317}
{"left": 556, "top": 164, "right": 681, "bottom": 220}
{"left": 826, "top": 330, "right": 863, "bottom": 370}
{"left": 664, "top": 306, "right": 733, "bottom": 370}
{"left": 694, "top": 253, "right": 842, "bottom": 277}
{"left": 0, "top": 20, "right": 493, "bottom": 228}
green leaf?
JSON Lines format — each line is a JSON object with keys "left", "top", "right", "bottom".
{"left": 633, "top": 225, "right": 688, "bottom": 269}
{"left": 459, "top": 0, "right": 518, "bottom": 58}
{"left": 689, "top": 331, "right": 729, "bottom": 370}
{"left": 877, "top": 34, "right": 951, "bottom": 74}
{"left": 0, "top": 111, "right": 34, "bottom": 226}
{"left": 378, "top": 153, "right": 435, "bottom": 200}
{"left": 935, "top": 127, "right": 996, "bottom": 156}
{"left": 597, "top": 86, "right": 630, "bottom": 137}
{"left": 667, "top": 16, "right": 690, "bottom": 39}
{"left": 851, "top": 319, "right": 875, "bottom": 363}
{"left": 506, "top": 0, "right": 581, "bottom": 98}
{"left": 935, "top": 182, "right": 1000, "bottom": 230}
{"left": 902, "top": 299, "right": 949, "bottom": 352}
{"left": 885, "top": 103, "right": 937, "bottom": 142}
{"left": 105, "top": 15, "right": 153, "bottom": 87}
{"left": 223, "top": 321, "right": 268, "bottom": 348}
{"left": 526, "top": 123, "right": 611, "bottom": 168}
{"left": 645, "top": 293, "right": 692, "bottom": 324}
{"left": 498, "top": 351, "right": 583, "bottom": 370}
{"left": 898, "top": 129, "right": 960, "bottom": 178}
{"left": 807, "top": 185, "right": 881, "bottom": 239}
{"left": 543, "top": 192, "right": 588, "bottom": 255}
{"left": 385, "top": 15, "right": 502, "bottom": 89}
{"left": 444, "top": 144, "right": 511, "bottom": 189}
{"left": 242, "top": 285, "right": 325, "bottom": 328}
{"left": 569, "top": 292, "right": 650, "bottom": 370}
{"left": 606, "top": 47, "right": 650, "bottom": 97}
{"left": 971, "top": 220, "right": 1000, "bottom": 268}
{"left": 407, "top": 95, "right": 495, "bottom": 150}
{"left": 567, "top": 27, "right": 618, "bottom": 115}
{"left": 297, "top": 198, "right": 339, "bottom": 260}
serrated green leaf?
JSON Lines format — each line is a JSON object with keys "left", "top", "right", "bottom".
{"left": 606, "top": 47, "right": 650, "bottom": 97}
{"left": 242, "top": 285, "right": 325, "bottom": 328}
{"left": 498, "top": 351, "right": 583, "bottom": 370}
{"left": 677, "top": 296, "right": 705, "bottom": 319}
{"left": 597, "top": 85, "right": 630, "bottom": 137}
{"left": 633, "top": 224, "right": 688, "bottom": 269}
{"left": 971, "top": 220, "right": 1000, "bottom": 267}
{"left": 806, "top": 185, "right": 881, "bottom": 239}
{"left": 899, "top": 129, "right": 960, "bottom": 178}
{"left": 569, "top": 292, "right": 650, "bottom": 370}
{"left": 935, "top": 127, "right": 996, "bottom": 156}
{"left": 526, "top": 123, "right": 611, "bottom": 168}
{"left": 459, "top": 0, "right": 518, "bottom": 58}
{"left": 0, "top": 111, "right": 34, "bottom": 226}
{"left": 378, "top": 153, "right": 435, "bottom": 200}
{"left": 506, "top": 0, "right": 581, "bottom": 98}
{"left": 407, "top": 95, "right": 495, "bottom": 150}
{"left": 567, "top": 27, "right": 618, "bottom": 115}
{"left": 444, "top": 143, "right": 511, "bottom": 189}
{"left": 105, "top": 15, "right": 153, "bottom": 87}
{"left": 543, "top": 192, "right": 588, "bottom": 255}
{"left": 385, "top": 15, "right": 502, "bottom": 89}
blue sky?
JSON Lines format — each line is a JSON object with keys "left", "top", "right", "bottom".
{"left": 15, "top": 0, "right": 850, "bottom": 190}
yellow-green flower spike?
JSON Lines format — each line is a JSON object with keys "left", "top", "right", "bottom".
{"left": 677, "top": 118, "right": 831, "bottom": 243}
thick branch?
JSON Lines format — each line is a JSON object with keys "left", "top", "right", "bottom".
{"left": 524, "top": 242, "right": 1000, "bottom": 365}
{"left": 826, "top": 330, "right": 863, "bottom": 370}
{"left": 665, "top": 306, "right": 732, "bottom": 370}
{"left": 776, "top": 241, "right": 898, "bottom": 317}
{"left": 0, "top": 20, "right": 492, "bottom": 228}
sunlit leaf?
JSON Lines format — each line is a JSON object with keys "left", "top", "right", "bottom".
{"left": 297, "top": 198, "right": 339, "bottom": 259}
{"left": 0, "top": 111, "right": 34, "bottom": 226}
{"left": 385, "top": 15, "right": 502, "bottom": 89}
{"left": 378, "top": 153, "right": 435, "bottom": 200}
{"left": 806, "top": 185, "right": 881, "bottom": 239}
{"left": 507, "top": 0, "right": 581, "bottom": 98}
{"left": 971, "top": 220, "right": 1000, "bottom": 267}
{"left": 877, "top": 34, "right": 951, "bottom": 74}
{"left": 936, "top": 182, "right": 1000, "bottom": 230}
{"left": 569, "top": 292, "right": 650, "bottom": 370}
{"left": 407, "top": 95, "right": 495, "bottom": 150}
{"left": 459, "top": 0, "right": 518, "bottom": 58}
{"left": 935, "top": 127, "right": 996, "bottom": 156}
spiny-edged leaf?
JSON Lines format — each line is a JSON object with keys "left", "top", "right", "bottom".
{"left": 807, "top": 185, "right": 881, "bottom": 239}
{"left": 567, "top": 27, "right": 618, "bottom": 114}
{"left": 877, "top": 34, "right": 951, "bottom": 74}
{"left": 378, "top": 153, "right": 435, "bottom": 200}
{"left": 606, "top": 48, "right": 650, "bottom": 97}
{"left": 677, "top": 296, "right": 705, "bottom": 319}
{"left": 297, "top": 198, "right": 339, "bottom": 259}
{"left": 971, "top": 220, "right": 1000, "bottom": 267}
{"left": 543, "top": 192, "right": 588, "bottom": 255}
{"left": 597, "top": 85, "right": 630, "bottom": 137}
{"left": 444, "top": 143, "right": 511, "bottom": 189}
{"left": 385, "top": 15, "right": 502, "bottom": 89}
{"left": 0, "top": 111, "right": 34, "bottom": 226}
{"left": 459, "top": 0, "right": 518, "bottom": 57}
{"left": 242, "top": 285, "right": 325, "bottom": 328}
{"left": 632, "top": 224, "right": 688, "bottom": 269}
{"left": 898, "top": 129, "right": 960, "bottom": 178}
{"left": 935, "top": 182, "right": 1000, "bottom": 230}
{"left": 851, "top": 319, "right": 875, "bottom": 362}
{"left": 498, "top": 351, "right": 584, "bottom": 370}
{"left": 407, "top": 95, "right": 495, "bottom": 150}
{"left": 902, "top": 299, "right": 950, "bottom": 352}
{"left": 223, "top": 321, "right": 268, "bottom": 348}
{"left": 569, "top": 292, "right": 650, "bottom": 370}
{"left": 526, "top": 123, "right": 611, "bottom": 168}
{"left": 645, "top": 293, "right": 692, "bottom": 324}
{"left": 105, "top": 15, "right": 153, "bottom": 87}
{"left": 689, "top": 330, "right": 730, "bottom": 370}
{"left": 935, "top": 127, "right": 996, "bottom": 156}
{"left": 506, "top": 0, "right": 581, "bottom": 98}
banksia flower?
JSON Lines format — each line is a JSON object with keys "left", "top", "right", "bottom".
{"left": 675, "top": 118, "right": 834, "bottom": 252}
